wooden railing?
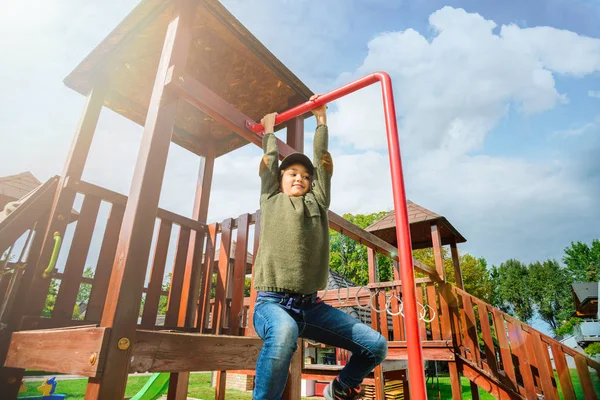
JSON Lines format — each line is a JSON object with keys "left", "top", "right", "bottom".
{"left": 452, "top": 286, "right": 600, "bottom": 400}
{"left": 3, "top": 179, "right": 598, "bottom": 399}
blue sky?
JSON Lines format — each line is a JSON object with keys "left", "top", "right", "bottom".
{"left": 1, "top": 1, "right": 599, "bottom": 332}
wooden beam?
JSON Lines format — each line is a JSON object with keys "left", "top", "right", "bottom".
{"left": 86, "top": 1, "right": 196, "bottom": 398}
{"left": 450, "top": 239, "right": 464, "bottom": 289}
{"left": 286, "top": 95, "right": 305, "bottom": 152}
{"left": 460, "top": 360, "right": 521, "bottom": 400}
{"left": 130, "top": 330, "right": 263, "bottom": 372}
{"left": 4, "top": 327, "right": 109, "bottom": 377}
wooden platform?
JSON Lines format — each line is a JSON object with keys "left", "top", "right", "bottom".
{"left": 63, "top": 0, "right": 313, "bottom": 157}
{"left": 4, "top": 327, "right": 263, "bottom": 377}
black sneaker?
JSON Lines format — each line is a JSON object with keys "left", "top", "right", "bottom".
{"left": 323, "top": 378, "right": 362, "bottom": 400}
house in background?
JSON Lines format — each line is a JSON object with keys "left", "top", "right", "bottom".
{"left": 555, "top": 282, "right": 600, "bottom": 367}
{"left": 571, "top": 282, "right": 599, "bottom": 353}
{"left": 0, "top": 172, "right": 42, "bottom": 211}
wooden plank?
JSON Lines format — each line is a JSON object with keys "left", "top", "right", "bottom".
{"left": 460, "top": 359, "right": 520, "bottom": 400}
{"left": 430, "top": 222, "right": 445, "bottom": 280}
{"left": 246, "top": 210, "right": 260, "bottom": 336}
{"left": 85, "top": 204, "right": 124, "bottom": 322}
{"left": 228, "top": 213, "right": 249, "bottom": 335}
{"left": 416, "top": 284, "right": 427, "bottom": 340}
{"left": 377, "top": 291, "right": 389, "bottom": 340}
{"left": 0, "top": 177, "right": 56, "bottom": 257}
{"left": 530, "top": 331, "right": 558, "bottom": 400}
{"left": 53, "top": 195, "right": 102, "bottom": 320}
{"left": 4, "top": 327, "right": 109, "bottom": 377}
{"left": 549, "top": 342, "right": 575, "bottom": 400}
{"left": 506, "top": 319, "right": 536, "bottom": 399}
{"left": 450, "top": 239, "right": 464, "bottom": 289}
{"left": 86, "top": 2, "right": 196, "bottom": 398}
{"left": 475, "top": 300, "right": 498, "bottom": 376}
{"left": 213, "top": 218, "right": 233, "bottom": 397}
{"left": 198, "top": 224, "right": 217, "bottom": 332}
{"left": 390, "top": 287, "right": 403, "bottom": 341}
{"left": 437, "top": 283, "right": 453, "bottom": 342}
{"left": 130, "top": 330, "right": 263, "bottom": 372}
{"left": 182, "top": 147, "right": 215, "bottom": 328}
{"left": 165, "top": 227, "right": 191, "bottom": 327}
{"left": 286, "top": 96, "right": 305, "bottom": 153}
{"left": 25, "top": 84, "right": 106, "bottom": 320}
{"left": 491, "top": 308, "right": 518, "bottom": 392}
{"left": 448, "top": 360, "right": 462, "bottom": 400}
{"left": 461, "top": 292, "right": 480, "bottom": 366}
{"left": 71, "top": 180, "right": 205, "bottom": 233}
{"left": 574, "top": 353, "right": 598, "bottom": 400}
{"left": 387, "top": 346, "right": 454, "bottom": 361}
{"left": 426, "top": 283, "right": 441, "bottom": 340}
{"left": 213, "top": 218, "right": 233, "bottom": 334}
{"left": 20, "top": 316, "right": 98, "bottom": 330}
{"left": 141, "top": 220, "right": 172, "bottom": 328}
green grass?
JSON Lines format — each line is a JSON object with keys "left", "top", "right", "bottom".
{"left": 19, "top": 369, "right": 600, "bottom": 399}
{"left": 426, "top": 376, "right": 495, "bottom": 399}
{"left": 19, "top": 373, "right": 253, "bottom": 400}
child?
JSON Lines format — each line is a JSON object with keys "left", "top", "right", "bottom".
{"left": 252, "top": 95, "right": 388, "bottom": 400}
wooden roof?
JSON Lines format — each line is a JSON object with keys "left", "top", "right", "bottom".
{"left": 64, "top": 0, "right": 313, "bottom": 157}
{"left": 0, "top": 172, "right": 42, "bottom": 202}
{"left": 365, "top": 201, "right": 466, "bottom": 249}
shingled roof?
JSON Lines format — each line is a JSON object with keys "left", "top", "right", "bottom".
{"left": 0, "top": 172, "right": 42, "bottom": 204}
{"left": 365, "top": 200, "right": 466, "bottom": 250}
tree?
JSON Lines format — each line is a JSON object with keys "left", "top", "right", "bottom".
{"left": 563, "top": 239, "right": 600, "bottom": 282}
{"left": 329, "top": 212, "right": 392, "bottom": 285}
{"left": 528, "top": 260, "right": 574, "bottom": 330}
{"left": 494, "top": 259, "right": 534, "bottom": 322}
{"left": 412, "top": 247, "right": 492, "bottom": 303}
{"left": 73, "top": 266, "right": 94, "bottom": 320}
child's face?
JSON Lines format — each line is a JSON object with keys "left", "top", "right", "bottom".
{"left": 280, "top": 163, "right": 311, "bottom": 197}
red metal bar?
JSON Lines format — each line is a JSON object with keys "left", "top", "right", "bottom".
{"left": 247, "top": 72, "right": 427, "bottom": 399}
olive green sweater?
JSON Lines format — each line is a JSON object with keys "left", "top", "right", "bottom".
{"left": 253, "top": 125, "right": 333, "bottom": 294}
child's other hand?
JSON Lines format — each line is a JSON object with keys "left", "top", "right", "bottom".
{"left": 260, "top": 112, "right": 278, "bottom": 136}
{"left": 310, "top": 94, "right": 327, "bottom": 125}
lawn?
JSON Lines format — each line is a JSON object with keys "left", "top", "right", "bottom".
{"left": 19, "top": 369, "right": 600, "bottom": 399}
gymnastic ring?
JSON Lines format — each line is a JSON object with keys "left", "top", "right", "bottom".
{"left": 370, "top": 289, "right": 389, "bottom": 314}
{"left": 386, "top": 292, "right": 404, "bottom": 316}
{"left": 337, "top": 281, "right": 350, "bottom": 305}
{"left": 354, "top": 286, "right": 372, "bottom": 310}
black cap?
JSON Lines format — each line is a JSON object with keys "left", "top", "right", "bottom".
{"left": 279, "top": 153, "right": 314, "bottom": 176}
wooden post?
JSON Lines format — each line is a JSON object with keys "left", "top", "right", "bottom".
{"left": 286, "top": 95, "right": 305, "bottom": 152}
{"left": 450, "top": 239, "right": 463, "bottom": 289}
{"left": 24, "top": 84, "right": 106, "bottom": 318}
{"left": 430, "top": 222, "right": 446, "bottom": 281}
{"left": 170, "top": 146, "right": 216, "bottom": 400}
{"left": 84, "top": 1, "right": 194, "bottom": 398}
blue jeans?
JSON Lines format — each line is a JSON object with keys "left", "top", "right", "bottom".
{"left": 252, "top": 292, "right": 388, "bottom": 400}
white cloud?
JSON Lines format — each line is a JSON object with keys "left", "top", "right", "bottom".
{"left": 329, "top": 6, "right": 600, "bottom": 154}
{"left": 590, "top": 90, "right": 600, "bottom": 98}
{"left": 324, "top": 7, "right": 600, "bottom": 265}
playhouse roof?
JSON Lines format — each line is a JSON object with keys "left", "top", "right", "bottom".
{"left": 572, "top": 282, "right": 598, "bottom": 306}
{"left": 64, "top": 0, "right": 313, "bottom": 158}
{"left": 0, "top": 172, "right": 42, "bottom": 202}
{"left": 365, "top": 200, "right": 466, "bottom": 249}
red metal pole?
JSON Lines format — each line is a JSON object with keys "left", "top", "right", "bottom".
{"left": 247, "top": 72, "right": 427, "bottom": 399}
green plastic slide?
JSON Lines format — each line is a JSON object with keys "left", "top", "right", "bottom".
{"left": 130, "top": 373, "right": 170, "bottom": 400}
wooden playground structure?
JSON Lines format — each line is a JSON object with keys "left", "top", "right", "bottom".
{"left": 1, "top": 0, "right": 599, "bottom": 399}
